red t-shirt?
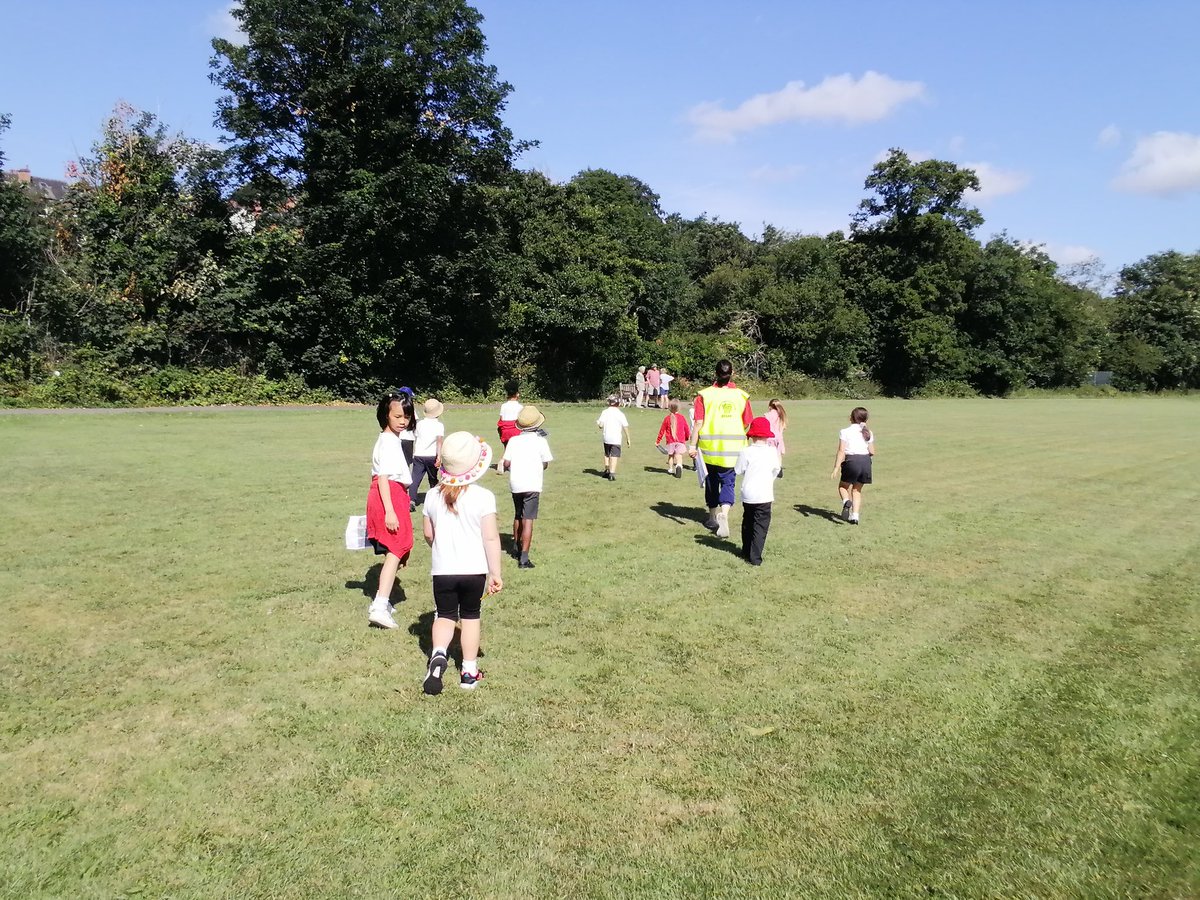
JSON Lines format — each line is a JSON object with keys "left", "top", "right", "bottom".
{"left": 656, "top": 413, "right": 690, "bottom": 444}
{"left": 692, "top": 382, "right": 753, "bottom": 429}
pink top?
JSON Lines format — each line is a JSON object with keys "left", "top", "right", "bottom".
{"left": 764, "top": 408, "right": 786, "bottom": 455}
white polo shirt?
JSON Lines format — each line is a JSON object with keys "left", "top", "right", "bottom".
{"left": 372, "top": 431, "right": 412, "bottom": 484}
{"left": 413, "top": 417, "right": 444, "bottom": 457}
{"left": 503, "top": 431, "right": 553, "bottom": 493}
{"left": 735, "top": 443, "right": 780, "bottom": 504}
{"left": 839, "top": 424, "right": 874, "bottom": 456}
{"left": 423, "top": 484, "right": 497, "bottom": 576}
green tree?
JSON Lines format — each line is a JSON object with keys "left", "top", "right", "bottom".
{"left": 0, "top": 113, "right": 54, "bottom": 381}
{"left": 1109, "top": 250, "right": 1200, "bottom": 390}
{"left": 211, "top": 0, "right": 527, "bottom": 395}
{"left": 848, "top": 149, "right": 982, "bottom": 394}
{"left": 44, "top": 105, "right": 229, "bottom": 369}
{"left": 960, "top": 238, "right": 1097, "bottom": 394}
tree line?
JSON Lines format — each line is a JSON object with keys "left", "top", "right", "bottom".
{"left": 2, "top": 0, "right": 1198, "bottom": 404}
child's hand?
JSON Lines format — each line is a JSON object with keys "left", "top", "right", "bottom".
{"left": 385, "top": 512, "right": 400, "bottom": 532}
{"left": 487, "top": 574, "right": 503, "bottom": 594}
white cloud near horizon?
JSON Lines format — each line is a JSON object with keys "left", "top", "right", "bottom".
{"left": 1045, "top": 243, "right": 1101, "bottom": 267}
{"left": 1097, "top": 124, "right": 1121, "bottom": 147}
{"left": 964, "top": 161, "right": 1031, "bottom": 201}
{"left": 208, "top": 2, "right": 245, "bottom": 44}
{"left": 1113, "top": 131, "right": 1200, "bottom": 195}
{"left": 688, "top": 71, "right": 926, "bottom": 142}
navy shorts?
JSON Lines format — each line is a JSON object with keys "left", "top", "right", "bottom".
{"left": 840, "top": 455, "right": 873, "bottom": 485}
{"left": 512, "top": 491, "right": 540, "bottom": 520}
{"left": 603, "top": 443, "right": 622, "bottom": 458}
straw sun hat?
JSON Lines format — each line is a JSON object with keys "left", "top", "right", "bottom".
{"left": 437, "top": 432, "right": 493, "bottom": 486}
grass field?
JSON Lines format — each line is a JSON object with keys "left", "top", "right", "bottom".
{"left": 2, "top": 398, "right": 1198, "bottom": 898}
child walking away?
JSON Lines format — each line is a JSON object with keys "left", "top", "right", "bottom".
{"left": 656, "top": 400, "right": 691, "bottom": 477}
{"left": 409, "top": 398, "right": 445, "bottom": 507}
{"left": 365, "top": 393, "right": 415, "bottom": 629}
{"left": 496, "top": 382, "right": 523, "bottom": 449}
{"left": 597, "top": 396, "right": 631, "bottom": 481}
{"left": 735, "top": 417, "right": 781, "bottom": 565}
{"left": 830, "top": 407, "right": 875, "bottom": 524}
{"left": 421, "top": 432, "right": 503, "bottom": 694}
{"left": 501, "top": 405, "right": 552, "bottom": 569}
{"left": 395, "top": 391, "right": 417, "bottom": 510}
{"left": 765, "top": 399, "right": 788, "bottom": 479}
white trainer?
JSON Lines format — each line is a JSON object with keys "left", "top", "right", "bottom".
{"left": 368, "top": 599, "right": 398, "bottom": 629}
{"left": 715, "top": 510, "right": 730, "bottom": 538}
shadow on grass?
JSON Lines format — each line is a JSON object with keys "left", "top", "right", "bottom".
{"left": 793, "top": 503, "right": 845, "bottom": 524}
{"left": 694, "top": 534, "right": 744, "bottom": 558}
{"left": 652, "top": 500, "right": 707, "bottom": 526}
{"left": 581, "top": 468, "right": 610, "bottom": 478}
{"left": 345, "top": 563, "right": 409, "bottom": 604}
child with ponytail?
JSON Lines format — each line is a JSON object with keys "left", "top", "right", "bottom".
{"left": 830, "top": 407, "right": 875, "bottom": 525}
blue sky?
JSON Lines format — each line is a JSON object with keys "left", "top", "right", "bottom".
{"left": 3, "top": 0, "right": 1198, "bottom": 274}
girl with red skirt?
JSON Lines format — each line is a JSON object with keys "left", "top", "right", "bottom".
{"left": 365, "top": 392, "right": 415, "bottom": 629}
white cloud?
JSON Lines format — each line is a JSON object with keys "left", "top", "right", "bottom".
{"left": 1113, "top": 131, "right": 1200, "bottom": 195}
{"left": 964, "top": 161, "right": 1030, "bottom": 201}
{"left": 1043, "top": 243, "right": 1100, "bottom": 267}
{"left": 748, "top": 163, "right": 806, "bottom": 183}
{"left": 688, "top": 71, "right": 926, "bottom": 142}
{"left": 1097, "top": 125, "right": 1121, "bottom": 147}
{"left": 209, "top": 2, "right": 245, "bottom": 44}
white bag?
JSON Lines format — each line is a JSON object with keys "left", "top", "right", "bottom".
{"left": 344, "top": 515, "right": 368, "bottom": 550}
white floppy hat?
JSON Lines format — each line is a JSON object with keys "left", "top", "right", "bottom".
{"left": 437, "top": 432, "right": 493, "bottom": 486}
{"left": 423, "top": 397, "right": 444, "bottom": 418}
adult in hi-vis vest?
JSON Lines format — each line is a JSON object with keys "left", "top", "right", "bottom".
{"left": 687, "top": 359, "right": 753, "bottom": 538}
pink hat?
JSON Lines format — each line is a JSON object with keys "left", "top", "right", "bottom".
{"left": 746, "top": 416, "right": 774, "bottom": 440}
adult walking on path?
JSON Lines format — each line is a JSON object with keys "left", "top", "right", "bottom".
{"left": 635, "top": 366, "right": 647, "bottom": 408}
{"left": 688, "top": 359, "right": 753, "bottom": 538}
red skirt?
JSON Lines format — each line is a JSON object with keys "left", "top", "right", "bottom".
{"left": 365, "top": 476, "right": 414, "bottom": 562}
{"left": 497, "top": 418, "right": 521, "bottom": 445}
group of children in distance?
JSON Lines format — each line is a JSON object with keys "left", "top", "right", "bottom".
{"left": 364, "top": 380, "right": 875, "bottom": 693}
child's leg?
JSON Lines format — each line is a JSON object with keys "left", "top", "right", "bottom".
{"left": 610, "top": 453, "right": 620, "bottom": 475}
{"left": 520, "top": 519, "right": 534, "bottom": 554}
{"left": 740, "top": 503, "right": 753, "bottom": 558}
{"left": 459, "top": 618, "right": 481, "bottom": 663}
{"left": 838, "top": 481, "right": 852, "bottom": 503}
{"left": 748, "top": 502, "right": 771, "bottom": 564}
{"left": 377, "top": 552, "right": 402, "bottom": 601}
{"left": 851, "top": 484, "right": 864, "bottom": 518}
{"left": 431, "top": 614, "right": 457, "bottom": 655}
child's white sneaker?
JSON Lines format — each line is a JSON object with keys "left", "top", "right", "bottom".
{"left": 368, "top": 599, "right": 398, "bottom": 629}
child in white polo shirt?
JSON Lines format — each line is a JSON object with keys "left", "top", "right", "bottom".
{"left": 734, "top": 416, "right": 782, "bottom": 566}
{"left": 500, "top": 405, "right": 553, "bottom": 569}
{"left": 409, "top": 397, "right": 445, "bottom": 507}
{"left": 596, "top": 396, "right": 630, "bottom": 481}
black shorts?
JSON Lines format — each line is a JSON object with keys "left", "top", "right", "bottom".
{"left": 432, "top": 574, "right": 486, "bottom": 622}
{"left": 603, "top": 443, "right": 622, "bottom": 458}
{"left": 840, "top": 455, "right": 873, "bottom": 485}
{"left": 512, "top": 491, "right": 540, "bottom": 519}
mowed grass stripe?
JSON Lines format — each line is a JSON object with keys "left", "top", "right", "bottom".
{"left": 1, "top": 399, "right": 1198, "bottom": 898}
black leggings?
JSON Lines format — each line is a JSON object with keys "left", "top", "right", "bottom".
{"left": 432, "top": 574, "right": 486, "bottom": 621}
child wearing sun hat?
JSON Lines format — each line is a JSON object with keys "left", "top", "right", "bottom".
{"left": 409, "top": 397, "right": 445, "bottom": 507}
{"left": 420, "top": 432, "right": 504, "bottom": 694}
{"left": 500, "top": 405, "right": 553, "bottom": 569}
{"left": 734, "top": 416, "right": 781, "bottom": 566}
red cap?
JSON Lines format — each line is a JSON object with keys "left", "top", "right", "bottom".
{"left": 746, "top": 416, "right": 774, "bottom": 440}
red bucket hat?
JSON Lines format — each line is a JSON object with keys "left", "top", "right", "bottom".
{"left": 746, "top": 416, "right": 774, "bottom": 440}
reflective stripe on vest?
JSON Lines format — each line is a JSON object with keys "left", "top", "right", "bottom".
{"left": 696, "top": 385, "right": 749, "bottom": 467}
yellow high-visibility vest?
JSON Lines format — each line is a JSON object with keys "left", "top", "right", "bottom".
{"left": 696, "top": 385, "right": 749, "bottom": 467}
